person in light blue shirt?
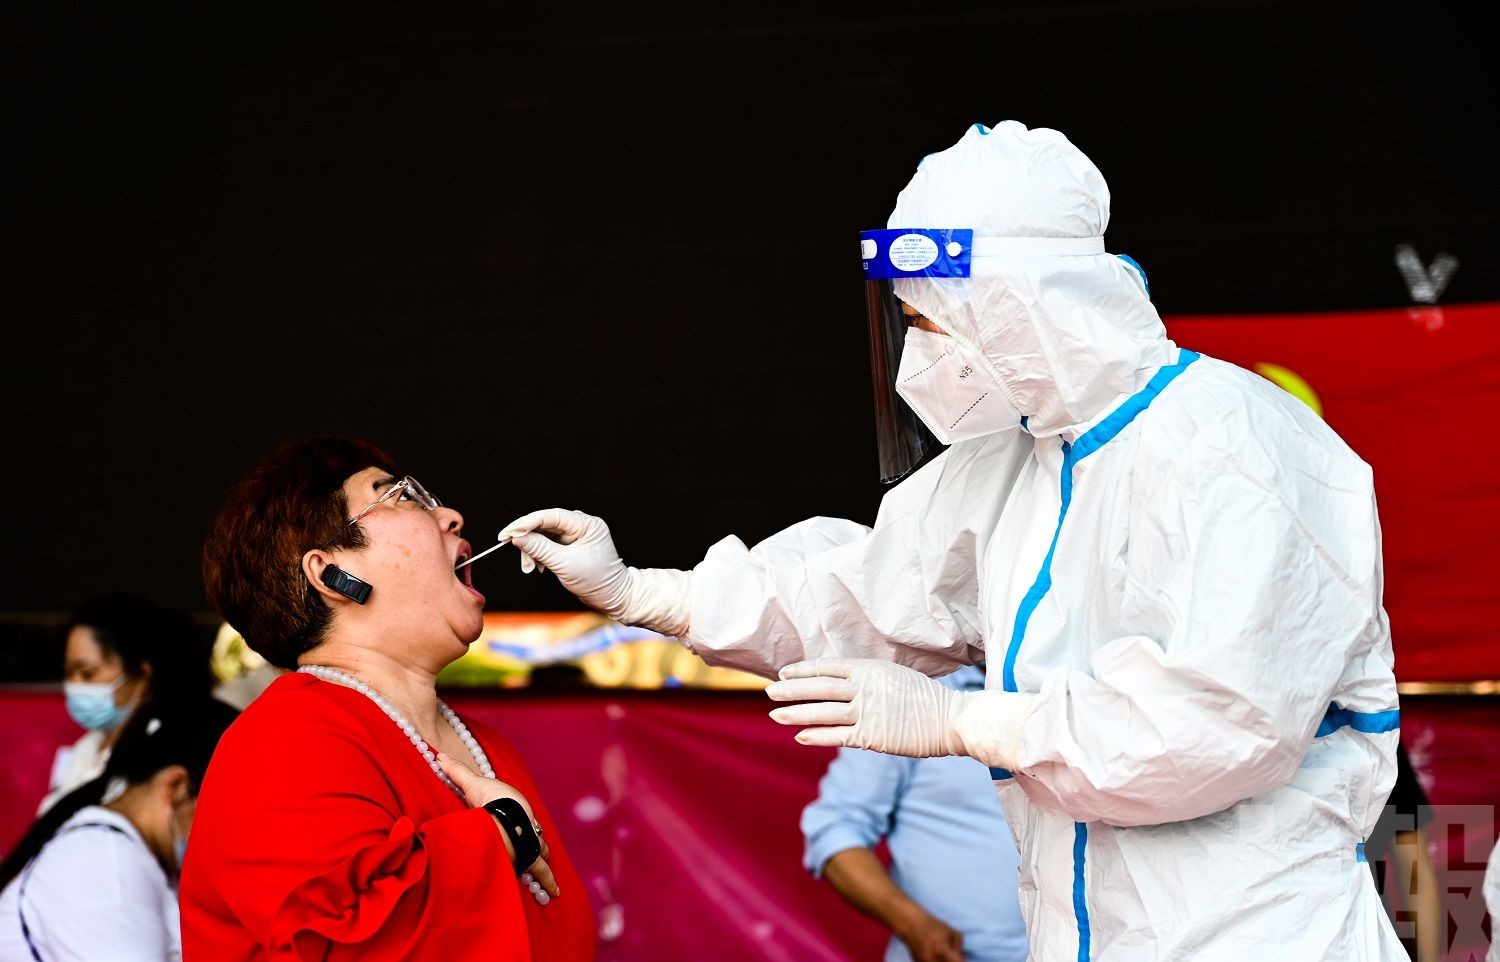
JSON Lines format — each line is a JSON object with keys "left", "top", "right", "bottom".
{"left": 801, "top": 665, "right": 1026, "bottom": 962}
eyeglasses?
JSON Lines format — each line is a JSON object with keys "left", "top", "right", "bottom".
{"left": 348, "top": 476, "right": 443, "bottom": 527}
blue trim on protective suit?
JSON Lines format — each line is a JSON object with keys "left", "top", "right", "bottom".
{"left": 996, "top": 348, "right": 1201, "bottom": 962}
{"left": 1000, "top": 349, "right": 1201, "bottom": 694}
{"left": 1116, "top": 254, "right": 1150, "bottom": 298}
{"left": 1316, "top": 704, "right": 1400, "bottom": 737}
{"left": 989, "top": 767, "right": 1014, "bottom": 780}
{"left": 1356, "top": 842, "right": 1368, "bottom": 863}
{"left": 1073, "top": 823, "right": 1092, "bottom": 961}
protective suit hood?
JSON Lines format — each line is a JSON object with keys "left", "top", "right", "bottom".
{"left": 888, "top": 121, "right": 1174, "bottom": 439}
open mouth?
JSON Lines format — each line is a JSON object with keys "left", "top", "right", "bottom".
{"left": 453, "top": 542, "right": 477, "bottom": 590}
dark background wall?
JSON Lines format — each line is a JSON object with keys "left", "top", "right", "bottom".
{"left": 4, "top": 1, "right": 1496, "bottom": 675}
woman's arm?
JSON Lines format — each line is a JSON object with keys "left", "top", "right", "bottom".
{"left": 822, "top": 847, "right": 964, "bottom": 962}
{"left": 1389, "top": 828, "right": 1442, "bottom": 962}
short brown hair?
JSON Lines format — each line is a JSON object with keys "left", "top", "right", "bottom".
{"left": 202, "top": 437, "right": 399, "bottom": 669}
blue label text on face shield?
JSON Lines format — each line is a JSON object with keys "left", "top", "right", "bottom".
{"left": 860, "top": 228, "right": 974, "bottom": 279}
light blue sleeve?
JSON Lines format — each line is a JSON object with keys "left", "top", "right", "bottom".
{"left": 800, "top": 747, "right": 915, "bottom": 878}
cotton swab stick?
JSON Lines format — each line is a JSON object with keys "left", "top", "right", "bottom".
{"left": 455, "top": 535, "right": 511, "bottom": 570}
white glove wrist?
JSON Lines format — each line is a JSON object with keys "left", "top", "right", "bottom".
{"left": 618, "top": 567, "right": 692, "bottom": 637}
{"left": 949, "top": 690, "right": 1037, "bottom": 771}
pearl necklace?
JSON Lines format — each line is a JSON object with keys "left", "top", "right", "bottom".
{"left": 297, "top": 665, "right": 552, "bottom": 906}
{"left": 295, "top": 663, "right": 555, "bottom": 906}
{"left": 297, "top": 665, "right": 494, "bottom": 801}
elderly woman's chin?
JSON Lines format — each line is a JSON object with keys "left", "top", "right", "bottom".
{"left": 451, "top": 576, "right": 487, "bottom": 644}
{"left": 428, "top": 588, "right": 486, "bottom": 656}
{"left": 372, "top": 579, "right": 486, "bottom": 663}
{"left": 454, "top": 600, "right": 485, "bottom": 648}
{"left": 402, "top": 552, "right": 487, "bottom": 653}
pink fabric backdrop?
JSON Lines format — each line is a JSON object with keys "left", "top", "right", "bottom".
{"left": 0, "top": 688, "right": 888, "bottom": 959}
{"left": 446, "top": 691, "right": 889, "bottom": 960}
{"left": 1, "top": 688, "right": 1493, "bottom": 959}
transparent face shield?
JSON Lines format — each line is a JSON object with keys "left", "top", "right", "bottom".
{"left": 861, "top": 228, "right": 974, "bottom": 484}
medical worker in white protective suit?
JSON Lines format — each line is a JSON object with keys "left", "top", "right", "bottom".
{"left": 502, "top": 121, "right": 1405, "bottom": 960}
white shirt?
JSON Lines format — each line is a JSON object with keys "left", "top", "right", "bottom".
{"left": 0, "top": 806, "right": 180, "bottom": 962}
{"left": 37, "top": 731, "right": 110, "bottom": 816}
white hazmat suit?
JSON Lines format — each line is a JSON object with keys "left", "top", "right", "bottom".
{"left": 503, "top": 121, "right": 1404, "bottom": 960}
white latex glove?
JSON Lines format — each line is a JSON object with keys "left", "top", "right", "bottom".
{"left": 500, "top": 508, "right": 692, "bottom": 637}
{"left": 766, "top": 658, "right": 1037, "bottom": 770}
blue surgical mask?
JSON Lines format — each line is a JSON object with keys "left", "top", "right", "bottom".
{"left": 63, "top": 675, "right": 133, "bottom": 732}
{"left": 170, "top": 801, "right": 191, "bottom": 874}
{"left": 173, "top": 831, "right": 188, "bottom": 873}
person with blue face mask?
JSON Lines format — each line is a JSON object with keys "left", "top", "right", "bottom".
{"left": 0, "top": 700, "right": 236, "bottom": 962}
{"left": 41, "top": 595, "right": 227, "bottom": 816}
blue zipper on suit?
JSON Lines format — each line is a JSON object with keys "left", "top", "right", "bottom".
{"left": 997, "top": 349, "right": 1201, "bottom": 962}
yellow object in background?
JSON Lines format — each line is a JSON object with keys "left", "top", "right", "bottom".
{"left": 210, "top": 621, "right": 268, "bottom": 684}
{"left": 209, "top": 623, "right": 284, "bottom": 709}
{"left": 1253, "top": 362, "right": 1324, "bottom": 418}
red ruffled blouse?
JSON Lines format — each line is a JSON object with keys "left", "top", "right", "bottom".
{"left": 180, "top": 673, "right": 595, "bottom": 961}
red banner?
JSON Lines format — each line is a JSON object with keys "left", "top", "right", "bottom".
{"left": 1168, "top": 303, "right": 1500, "bottom": 682}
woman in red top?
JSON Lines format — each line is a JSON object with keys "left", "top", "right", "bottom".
{"left": 182, "top": 437, "right": 594, "bottom": 961}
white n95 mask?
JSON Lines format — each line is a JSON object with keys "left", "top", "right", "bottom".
{"left": 894, "top": 327, "right": 1021, "bottom": 445}
{"left": 860, "top": 226, "right": 1100, "bottom": 480}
